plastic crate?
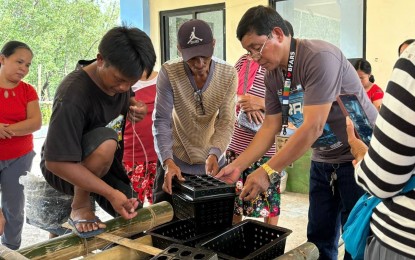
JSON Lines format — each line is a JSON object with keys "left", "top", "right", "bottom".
{"left": 173, "top": 174, "right": 235, "bottom": 199}
{"left": 199, "top": 219, "right": 292, "bottom": 260}
{"left": 147, "top": 219, "right": 218, "bottom": 250}
{"left": 172, "top": 193, "right": 234, "bottom": 234}
{"left": 150, "top": 244, "right": 218, "bottom": 260}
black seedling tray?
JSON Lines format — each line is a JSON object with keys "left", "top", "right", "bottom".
{"left": 147, "top": 219, "right": 218, "bottom": 250}
{"left": 199, "top": 219, "right": 292, "bottom": 260}
{"left": 150, "top": 243, "right": 218, "bottom": 260}
{"left": 172, "top": 193, "right": 234, "bottom": 234}
{"left": 173, "top": 174, "right": 235, "bottom": 200}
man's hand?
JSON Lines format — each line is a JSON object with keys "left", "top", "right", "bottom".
{"left": 108, "top": 189, "right": 140, "bottom": 220}
{"left": 214, "top": 163, "right": 241, "bottom": 184}
{"left": 205, "top": 154, "right": 219, "bottom": 176}
{"left": 162, "top": 159, "right": 185, "bottom": 194}
{"left": 346, "top": 116, "right": 368, "bottom": 166}
{"left": 239, "top": 168, "right": 270, "bottom": 201}
{"left": 128, "top": 100, "right": 147, "bottom": 122}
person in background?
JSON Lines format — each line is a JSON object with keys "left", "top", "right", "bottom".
{"left": 398, "top": 39, "right": 415, "bottom": 55}
{"left": 215, "top": 5, "right": 378, "bottom": 260}
{"left": 123, "top": 70, "right": 158, "bottom": 205}
{"left": 346, "top": 42, "right": 415, "bottom": 260}
{"left": 354, "top": 59, "right": 384, "bottom": 111}
{"left": 152, "top": 19, "right": 237, "bottom": 203}
{"left": 0, "top": 41, "right": 42, "bottom": 249}
{"left": 228, "top": 54, "right": 280, "bottom": 225}
{"left": 40, "top": 26, "right": 156, "bottom": 238}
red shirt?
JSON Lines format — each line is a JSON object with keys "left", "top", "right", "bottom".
{"left": 366, "top": 84, "right": 384, "bottom": 102}
{"left": 0, "top": 81, "right": 39, "bottom": 160}
{"left": 123, "top": 77, "right": 158, "bottom": 162}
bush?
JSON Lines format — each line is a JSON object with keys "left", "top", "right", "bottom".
{"left": 40, "top": 101, "right": 53, "bottom": 126}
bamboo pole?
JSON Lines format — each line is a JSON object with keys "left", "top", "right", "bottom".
{"left": 96, "top": 233, "right": 162, "bottom": 255}
{"left": 0, "top": 245, "right": 29, "bottom": 260}
{"left": 275, "top": 242, "right": 319, "bottom": 260}
{"left": 83, "top": 235, "right": 154, "bottom": 260}
{"left": 17, "top": 201, "right": 173, "bottom": 260}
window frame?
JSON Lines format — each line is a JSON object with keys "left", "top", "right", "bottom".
{"left": 159, "top": 3, "right": 226, "bottom": 64}
{"left": 269, "top": 0, "right": 367, "bottom": 59}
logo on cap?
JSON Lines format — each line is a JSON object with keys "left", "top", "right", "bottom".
{"left": 187, "top": 27, "right": 203, "bottom": 45}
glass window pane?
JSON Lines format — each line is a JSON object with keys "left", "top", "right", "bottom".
{"left": 168, "top": 15, "right": 192, "bottom": 60}
{"left": 276, "top": 0, "right": 363, "bottom": 58}
{"left": 197, "top": 10, "right": 224, "bottom": 60}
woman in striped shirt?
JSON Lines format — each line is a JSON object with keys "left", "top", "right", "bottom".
{"left": 347, "top": 42, "right": 415, "bottom": 259}
{"left": 227, "top": 54, "right": 280, "bottom": 225}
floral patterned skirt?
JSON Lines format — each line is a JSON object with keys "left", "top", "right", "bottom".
{"left": 226, "top": 150, "right": 281, "bottom": 218}
{"left": 123, "top": 161, "right": 157, "bottom": 205}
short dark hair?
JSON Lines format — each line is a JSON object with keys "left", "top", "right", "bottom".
{"left": 354, "top": 58, "right": 375, "bottom": 83}
{"left": 0, "top": 41, "right": 33, "bottom": 68}
{"left": 236, "top": 5, "right": 289, "bottom": 41}
{"left": 398, "top": 39, "right": 415, "bottom": 55}
{"left": 284, "top": 20, "right": 294, "bottom": 37}
{"left": 98, "top": 26, "right": 156, "bottom": 80}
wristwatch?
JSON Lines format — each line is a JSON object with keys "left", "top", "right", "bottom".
{"left": 261, "top": 163, "right": 281, "bottom": 184}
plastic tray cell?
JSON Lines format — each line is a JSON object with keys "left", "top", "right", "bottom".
{"left": 150, "top": 244, "right": 218, "bottom": 260}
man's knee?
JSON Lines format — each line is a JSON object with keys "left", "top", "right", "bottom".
{"left": 81, "top": 127, "right": 118, "bottom": 177}
{"left": 82, "top": 139, "right": 117, "bottom": 177}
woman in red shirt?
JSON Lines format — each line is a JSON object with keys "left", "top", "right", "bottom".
{"left": 354, "top": 58, "right": 384, "bottom": 111}
{"left": 123, "top": 71, "right": 158, "bottom": 205}
{"left": 0, "top": 41, "right": 41, "bottom": 249}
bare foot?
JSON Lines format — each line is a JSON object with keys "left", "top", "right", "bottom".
{"left": 0, "top": 209, "right": 6, "bottom": 235}
{"left": 69, "top": 207, "right": 106, "bottom": 234}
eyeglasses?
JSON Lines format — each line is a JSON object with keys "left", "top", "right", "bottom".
{"left": 194, "top": 90, "right": 205, "bottom": 115}
{"left": 248, "top": 33, "right": 271, "bottom": 61}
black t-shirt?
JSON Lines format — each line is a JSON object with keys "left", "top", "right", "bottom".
{"left": 41, "top": 60, "right": 131, "bottom": 188}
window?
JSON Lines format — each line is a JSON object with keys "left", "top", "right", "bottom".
{"left": 160, "top": 4, "right": 225, "bottom": 63}
{"left": 270, "top": 0, "right": 366, "bottom": 59}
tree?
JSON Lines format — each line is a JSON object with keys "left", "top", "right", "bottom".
{"left": 0, "top": 0, "right": 120, "bottom": 100}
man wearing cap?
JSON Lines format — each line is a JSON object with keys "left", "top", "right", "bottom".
{"left": 152, "top": 19, "right": 237, "bottom": 203}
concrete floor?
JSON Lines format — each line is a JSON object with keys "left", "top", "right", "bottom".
{"left": 18, "top": 127, "right": 345, "bottom": 259}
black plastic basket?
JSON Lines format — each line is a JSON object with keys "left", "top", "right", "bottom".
{"left": 172, "top": 193, "right": 234, "bottom": 234}
{"left": 150, "top": 244, "right": 218, "bottom": 260}
{"left": 173, "top": 174, "right": 235, "bottom": 199}
{"left": 147, "top": 219, "right": 218, "bottom": 250}
{"left": 198, "top": 219, "right": 292, "bottom": 260}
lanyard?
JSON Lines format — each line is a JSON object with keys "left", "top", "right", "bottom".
{"left": 281, "top": 38, "right": 297, "bottom": 135}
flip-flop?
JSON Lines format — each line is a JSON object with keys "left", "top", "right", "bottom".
{"left": 67, "top": 217, "right": 105, "bottom": 239}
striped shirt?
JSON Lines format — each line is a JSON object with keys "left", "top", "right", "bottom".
{"left": 355, "top": 43, "right": 415, "bottom": 258}
{"left": 228, "top": 55, "right": 276, "bottom": 157}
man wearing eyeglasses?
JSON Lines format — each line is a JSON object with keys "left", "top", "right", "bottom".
{"left": 215, "top": 5, "right": 377, "bottom": 260}
{"left": 152, "top": 19, "right": 237, "bottom": 203}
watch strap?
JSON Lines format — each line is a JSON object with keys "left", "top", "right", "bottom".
{"left": 261, "top": 163, "right": 278, "bottom": 176}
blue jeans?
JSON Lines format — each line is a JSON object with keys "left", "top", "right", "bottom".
{"left": 307, "top": 161, "right": 364, "bottom": 260}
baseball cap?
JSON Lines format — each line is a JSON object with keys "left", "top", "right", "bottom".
{"left": 177, "top": 19, "right": 214, "bottom": 61}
